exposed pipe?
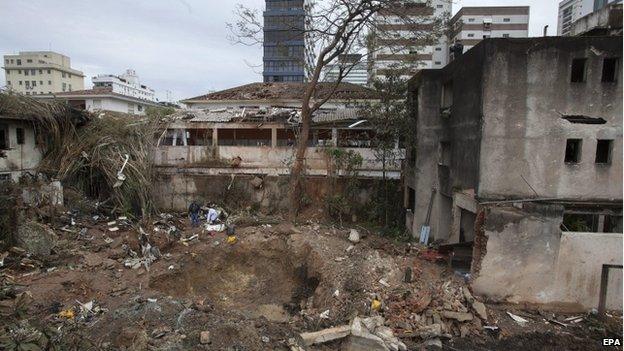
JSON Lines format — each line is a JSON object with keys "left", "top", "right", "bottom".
{"left": 543, "top": 25, "right": 549, "bottom": 37}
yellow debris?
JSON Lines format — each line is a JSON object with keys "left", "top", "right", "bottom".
{"left": 59, "top": 308, "right": 75, "bottom": 319}
{"left": 371, "top": 298, "right": 382, "bottom": 312}
{"left": 226, "top": 235, "right": 237, "bottom": 244}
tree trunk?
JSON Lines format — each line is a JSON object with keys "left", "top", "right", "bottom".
{"left": 288, "top": 106, "right": 311, "bottom": 219}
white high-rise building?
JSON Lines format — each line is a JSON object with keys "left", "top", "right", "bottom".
{"left": 558, "top": 0, "right": 594, "bottom": 36}
{"left": 448, "top": 6, "right": 530, "bottom": 57}
{"left": 322, "top": 54, "right": 368, "bottom": 86}
{"left": 370, "top": 0, "right": 451, "bottom": 81}
{"left": 558, "top": 0, "right": 621, "bottom": 36}
{"left": 92, "top": 69, "right": 156, "bottom": 102}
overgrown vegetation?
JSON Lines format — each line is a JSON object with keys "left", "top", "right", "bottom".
{"left": 0, "top": 91, "right": 172, "bottom": 217}
{"left": 324, "top": 148, "right": 363, "bottom": 225}
{"left": 359, "top": 72, "right": 415, "bottom": 235}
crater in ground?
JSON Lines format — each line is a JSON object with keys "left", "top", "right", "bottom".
{"left": 149, "top": 237, "right": 319, "bottom": 321}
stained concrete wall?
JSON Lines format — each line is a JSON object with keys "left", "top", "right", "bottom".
{"left": 153, "top": 173, "right": 386, "bottom": 214}
{"left": 406, "top": 40, "right": 484, "bottom": 240}
{"left": 472, "top": 204, "right": 623, "bottom": 311}
{"left": 472, "top": 204, "right": 563, "bottom": 305}
{"left": 554, "top": 232, "right": 622, "bottom": 310}
{"left": 405, "top": 37, "right": 623, "bottom": 240}
{"left": 153, "top": 145, "right": 402, "bottom": 179}
{"left": 478, "top": 37, "right": 623, "bottom": 201}
{"left": 0, "top": 118, "right": 42, "bottom": 181}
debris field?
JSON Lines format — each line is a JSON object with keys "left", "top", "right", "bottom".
{"left": 1, "top": 209, "right": 621, "bottom": 350}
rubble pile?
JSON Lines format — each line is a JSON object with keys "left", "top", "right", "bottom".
{"left": 385, "top": 281, "right": 487, "bottom": 345}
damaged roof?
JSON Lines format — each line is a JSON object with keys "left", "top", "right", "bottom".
{"left": 182, "top": 82, "right": 378, "bottom": 102}
{"left": 170, "top": 106, "right": 363, "bottom": 125}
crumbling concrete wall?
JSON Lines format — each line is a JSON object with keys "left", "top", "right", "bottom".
{"left": 471, "top": 204, "right": 563, "bottom": 305}
{"left": 406, "top": 40, "right": 486, "bottom": 240}
{"left": 478, "top": 37, "right": 622, "bottom": 201}
{"left": 153, "top": 145, "right": 399, "bottom": 178}
{"left": 472, "top": 203, "right": 623, "bottom": 311}
{"left": 0, "top": 118, "right": 42, "bottom": 181}
{"left": 153, "top": 173, "right": 387, "bottom": 214}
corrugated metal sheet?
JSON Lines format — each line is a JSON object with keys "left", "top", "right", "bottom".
{"left": 312, "top": 109, "right": 359, "bottom": 123}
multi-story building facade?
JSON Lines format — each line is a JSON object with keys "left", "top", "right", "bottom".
{"left": 405, "top": 37, "right": 622, "bottom": 311}
{"left": 369, "top": 0, "right": 451, "bottom": 81}
{"left": 558, "top": 0, "right": 621, "bottom": 35}
{"left": 92, "top": 69, "right": 156, "bottom": 102}
{"left": 263, "top": 0, "right": 312, "bottom": 82}
{"left": 322, "top": 54, "right": 368, "bottom": 86}
{"left": 2, "top": 51, "right": 84, "bottom": 95}
{"left": 448, "top": 6, "right": 529, "bottom": 58}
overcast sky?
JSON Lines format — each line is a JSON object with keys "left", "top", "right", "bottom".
{"left": 0, "top": 0, "right": 558, "bottom": 101}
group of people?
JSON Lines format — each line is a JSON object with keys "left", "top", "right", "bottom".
{"left": 188, "top": 201, "right": 221, "bottom": 227}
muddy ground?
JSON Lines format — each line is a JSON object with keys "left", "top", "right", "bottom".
{"left": 0, "top": 212, "right": 621, "bottom": 350}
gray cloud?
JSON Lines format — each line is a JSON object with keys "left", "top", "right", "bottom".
{"left": 0, "top": 0, "right": 556, "bottom": 101}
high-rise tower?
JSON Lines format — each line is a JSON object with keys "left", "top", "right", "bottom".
{"left": 263, "top": 0, "right": 308, "bottom": 82}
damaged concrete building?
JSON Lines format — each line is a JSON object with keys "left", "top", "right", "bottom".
{"left": 0, "top": 114, "right": 42, "bottom": 181}
{"left": 405, "top": 37, "right": 622, "bottom": 311}
{"left": 154, "top": 82, "right": 404, "bottom": 210}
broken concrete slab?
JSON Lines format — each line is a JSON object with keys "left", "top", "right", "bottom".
{"left": 414, "top": 324, "right": 442, "bottom": 339}
{"left": 361, "top": 316, "right": 385, "bottom": 331}
{"left": 442, "top": 311, "right": 473, "bottom": 322}
{"left": 344, "top": 334, "right": 389, "bottom": 351}
{"left": 423, "top": 338, "right": 442, "bottom": 349}
{"left": 349, "top": 316, "right": 407, "bottom": 351}
{"left": 299, "top": 325, "right": 350, "bottom": 346}
{"left": 15, "top": 220, "right": 57, "bottom": 257}
{"left": 375, "top": 326, "right": 407, "bottom": 351}
{"left": 348, "top": 229, "right": 360, "bottom": 243}
{"left": 472, "top": 301, "right": 488, "bottom": 320}
{"left": 462, "top": 287, "right": 475, "bottom": 304}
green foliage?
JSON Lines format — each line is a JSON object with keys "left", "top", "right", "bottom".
{"left": 324, "top": 148, "right": 363, "bottom": 224}
{"left": 357, "top": 71, "right": 414, "bottom": 230}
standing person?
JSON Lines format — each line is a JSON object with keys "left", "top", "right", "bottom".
{"left": 188, "top": 201, "right": 201, "bottom": 227}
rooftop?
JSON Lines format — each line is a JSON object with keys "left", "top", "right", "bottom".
{"left": 54, "top": 87, "right": 158, "bottom": 104}
{"left": 169, "top": 105, "right": 364, "bottom": 125}
{"left": 183, "top": 82, "right": 378, "bottom": 102}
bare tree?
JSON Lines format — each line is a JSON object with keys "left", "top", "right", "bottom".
{"left": 228, "top": 0, "right": 448, "bottom": 218}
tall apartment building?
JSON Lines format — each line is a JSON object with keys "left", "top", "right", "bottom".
{"left": 558, "top": 0, "right": 620, "bottom": 35}
{"left": 370, "top": 0, "right": 451, "bottom": 81}
{"left": 2, "top": 51, "right": 84, "bottom": 95}
{"left": 92, "top": 69, "right": 156, "bottom": 102}
{"left": 448, "top": 7, "right": 530, "bottom": 57}
{"left": 322, "top": 54, "right": 368, "bottom": 86}
{"left": 263, "top": 0, "right": 312, "bottom": 82}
